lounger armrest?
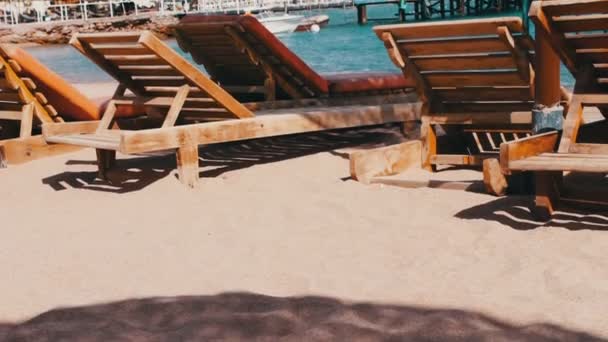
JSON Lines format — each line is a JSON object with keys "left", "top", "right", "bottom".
{"left": 499, "top": 131, "right": 559, "bottom": 174}
{"left": 42, "top": 121, "right": 100, "bottom": 139}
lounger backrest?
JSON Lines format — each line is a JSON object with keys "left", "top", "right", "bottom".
{"left": 0, "top": 47, "right": 60, "bottom": 125}
{"left": 373, "top": 17, "right": 535, "bottom": 113}
{"left": 529, "top": 0, "right": 608, "bottom": 88}
{"left": 70, "top": 31, "right": 254, "bottom": 120}
{"left": 175, "top": 15, "right": 329, "bottom": 99}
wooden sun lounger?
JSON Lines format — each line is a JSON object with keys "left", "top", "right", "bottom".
{"left": 373, "top": 17, "right": 569, "bottom": 171}
{"left": 499, "top": 0, "right": 608, "bottom": 218}
{"left": 0, "top": 45, "right": 74, "bottom": 166}
{"left": 173, "top": 15, "right": 415, "bottom": 102}
{"left": 43, "top": 31, "right": 420, "bottom": 188}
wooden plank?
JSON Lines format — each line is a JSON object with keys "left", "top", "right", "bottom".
{"left": 398, "top": 35, "right": 531, "bottom": 57}
{"left": 46, "top": 134, "right": 121, "bottom": 150}
{"left": 77, "top": 32, "right": 143, "bottom": 44}
{"left": 119, "top": 66, "right": 181, "bottom": 77}
{"left": 119, "top": 102, "right": 420, "bottom": 154}
{"left": 567, "top": 33, "right": 608, "bottom": 50}
{"left": 435, "top": 87, "right": 533, "bottom": 102}
{"left": 373, "top": 17, "right": 524, "bottom": 40}
{"left": 441, "top": 102, "right": 534, "bottom": 113}
{"left": 540, "top": 0, "right": 608, "bottom": 17}
{"left": 138, "top": 31, "right": 255, "bottom": 119}
{"left": 42, "top": 120, "right": 100, "bottom": 138}
{"left": 510, "top": 155, "right": 608, "bottom": 172}
{"left": 0, "top": 91, "right": 21, "bottom": 102}
{"left": 135, "top": 78, "right": 189, "bottom": 87}
{"left": 107, "top": 55, "right": 164, "bottom": 66}
{"left": 97, "top": 101, "right": 117, "bottom": 133}
{"left": 430, "top": 154, "right": 493, "bottom": 166}
{"left": 569, "top": 143, "right": 608, "bottom": 154}
{"left": 496, "top": 26, "right": 533, "bottom": 84}
{"left": 0, "top": 135, "right": 82, "bottom": 165}
{"left": 429, "top": 111, "right": 532, "bottom": 125}
{"left": 0, "top": 110, "right": 23, "bottom": 120}
{"left": 553, "top": 14, "right": 608, "bottom": 32}
{"left": 349, "top": 140, "right": 421, "bottom": 184}
{"left": 499, "top": 130, "right": 559, "bottom": 174}
{"left": 425, "top": 71, "right": 527, "bottom": 87}
{"left": 412, "top": 54, "right": 515, "bottom": 71}
{"left": 94, "top": 45, "right": 150, "bottom": 56}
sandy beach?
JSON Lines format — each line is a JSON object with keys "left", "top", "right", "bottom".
{"left": 1, "top": 83, "right": 608, "bottom": 340}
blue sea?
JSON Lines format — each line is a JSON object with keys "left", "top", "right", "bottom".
{"left": 25, "top": 6, "right": 575, "bottom": 88}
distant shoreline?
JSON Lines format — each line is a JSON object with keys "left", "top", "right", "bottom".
{"left": 0, "top": 13, "right": 177, "bottom": 45}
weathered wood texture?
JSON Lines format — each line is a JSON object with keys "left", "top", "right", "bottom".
{"left": 482, "top": 158, "right": 508, "bottom": 196}
{"left": 349, "top": 140, "right": 421, "bottom": 184}
{"left": 500, "top": 0, "right": 608, "bottom": 217}
{"left": 374, "top": 17, "right": 538, "bottom": 171}
{"left": 0, "top": 135, "right": 82, "bottom": 165}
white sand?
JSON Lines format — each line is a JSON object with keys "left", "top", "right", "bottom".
{"left": 0, "top": 83, "right": 607, "bottom": 338}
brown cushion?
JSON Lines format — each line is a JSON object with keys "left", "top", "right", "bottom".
{"left": 325, "top": 72, "right": 415, "bottom": 94}
{"left": 2, "top": 44, "right": 102, "bottom": 121}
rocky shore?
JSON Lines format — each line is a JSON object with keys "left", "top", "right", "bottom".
{"left": 0, "top": 14, "right": 178, "bottom": 45}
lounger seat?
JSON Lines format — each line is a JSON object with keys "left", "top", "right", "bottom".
{"left": 326, "top": 72, "right": 413, "bottom": 95}
{"left": 174, "top": 15, "right": 414, "bottom": 101}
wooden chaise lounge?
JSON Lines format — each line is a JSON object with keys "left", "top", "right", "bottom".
{"left": 0, "top": 44, "right": 103, "bottom": 166}
{"left": 173, "top": 14, "right": 415, "bottom": 102}
{"left": 499, "top": 0, "right": 608, "bottom": 218}
{"left": 42, "top": 31, "right": 420, "bottom": 188}
{"left": 373, "top": 17, "right": 568, "bottom": 171}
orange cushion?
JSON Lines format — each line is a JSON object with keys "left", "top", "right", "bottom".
{"left": 2, "top": 44, "right": 101, "bottom": 121}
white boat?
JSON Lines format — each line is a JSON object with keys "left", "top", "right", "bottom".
{"left": 255, "top": 12, "right": 304, "bottom": 34}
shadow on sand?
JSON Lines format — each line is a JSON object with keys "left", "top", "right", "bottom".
{"left": 41, "top": 125, "right": 405, "bottom": 193}
{"left": 0, "top": 292, "right": 604, "bottom": 341}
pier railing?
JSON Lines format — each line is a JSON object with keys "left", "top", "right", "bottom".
{"left": 0, "top": 0, "right": 353, "bottom": 26}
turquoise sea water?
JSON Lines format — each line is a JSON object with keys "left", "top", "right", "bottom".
{"left": 25, "top": 6, "right": 575, "bottom": 88}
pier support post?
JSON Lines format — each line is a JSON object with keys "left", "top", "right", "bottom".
{"left": 357, "top": 5, "right": 367, "bottom": 25}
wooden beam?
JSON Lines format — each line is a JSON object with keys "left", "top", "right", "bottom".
{"left": 18, "top": 103, "right": 33, "bottom": 138}
{"left": 119, "top": 102, "right": 420, "bottom": 154}
{"left": 496, "top": 26, "right": 534, "bottom": 87}
{"left": 162, "top": 85, "right": 190, "bottom": 128}
{"left": 0, "top": 135, "right": 82, "bottom": 165}
{"left": 42, "top": 120, "right": 100, "bottom": 138}
{"left": 349, "top": 140, "right": 421, "bottom": 184}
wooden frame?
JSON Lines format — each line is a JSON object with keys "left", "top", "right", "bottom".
{"left": 0, "top": 45, "right": 75, "bottom": 166}
{"left": 44, "top": 31, "right": 421, "bottom": 188}
{"left": 374, "top": 17, "right": 543, "bottom": 171}
{"left": 499, "top": 0, "right": 608, "bottom": 219}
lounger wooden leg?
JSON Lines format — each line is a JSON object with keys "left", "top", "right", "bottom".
{"left": 533, "top": 171, "right": 562, "bottom": 221}
{"left": 420, "top": 117, "right": 436, "bottom": 172}
{"left": 176, "top": 143, "right": 199, "bottom": 188}
{"left": 0, "top": 145, "right": 6, "bottom": 169}
{"left": 96, "top": 149, "right": 116, "bottom": 180}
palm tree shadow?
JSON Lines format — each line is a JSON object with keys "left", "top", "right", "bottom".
{"left": 0, "top": 292, "right": 603, "bottom": 341}
{"left": 41, "top": 125, "right": 406, "bottom": 193}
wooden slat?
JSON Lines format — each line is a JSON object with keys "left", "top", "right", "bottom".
{"left": 77, "top": 32, "right": 143, "bottom": 44}
{"left": 569, "top": 143, "right": 608, "bottom": 154}
{"left": 0, "top": 110, "right": 23, "bottom": 120}
{"left": 435, "top": 87, "right": 533, "bottom": 101}
{"left": 541, "top": 0, "right": 608, "bottom": 17}
{"left": 119, "top": 66, "right": 181, "bottom": 76}
{"left": 554, "top": 14, "right": 608, "bottom": 32}
{"left": 429, "top": 111, "right": 532, "bottom": 125}
{"left": 425, "top": 71, "right": 526, "bottom": 87}
{"left": 46, "top": 133, "right": 121, "bottom": 150}
{"left": 134, "top": 78, "right": 189, "bottom": 87}
{"left": 373, "top": 17, "right": 524, "bottom": 40}
{"left": 412, "top": 54, "right": 515, "bottom": 71}
{"left": 161, "top": 85, "right": 189, "bottom": 128}
{"left": 509, "top": 154, "right": 608, "bottom": 172}
{"left": 94, "top": 45, "right": 150, "bottom": 56}
{"left": 567, "top": 33, "right": 608, "bottom": 50}
{"left": 398, "top": 37, "right": 515, "bottom": 56}
{"left": 0, "top": 91, "right": 22, "bottom": 102}
{"left": 441, "top": 102, "right": 534, "bottom": 113}
{"left": 107, "top": 55, "right": 165, "bottom": 66}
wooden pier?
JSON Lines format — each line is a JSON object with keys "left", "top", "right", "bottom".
{"left": 354, "top": 0, "right": 527, "bottom": 24}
